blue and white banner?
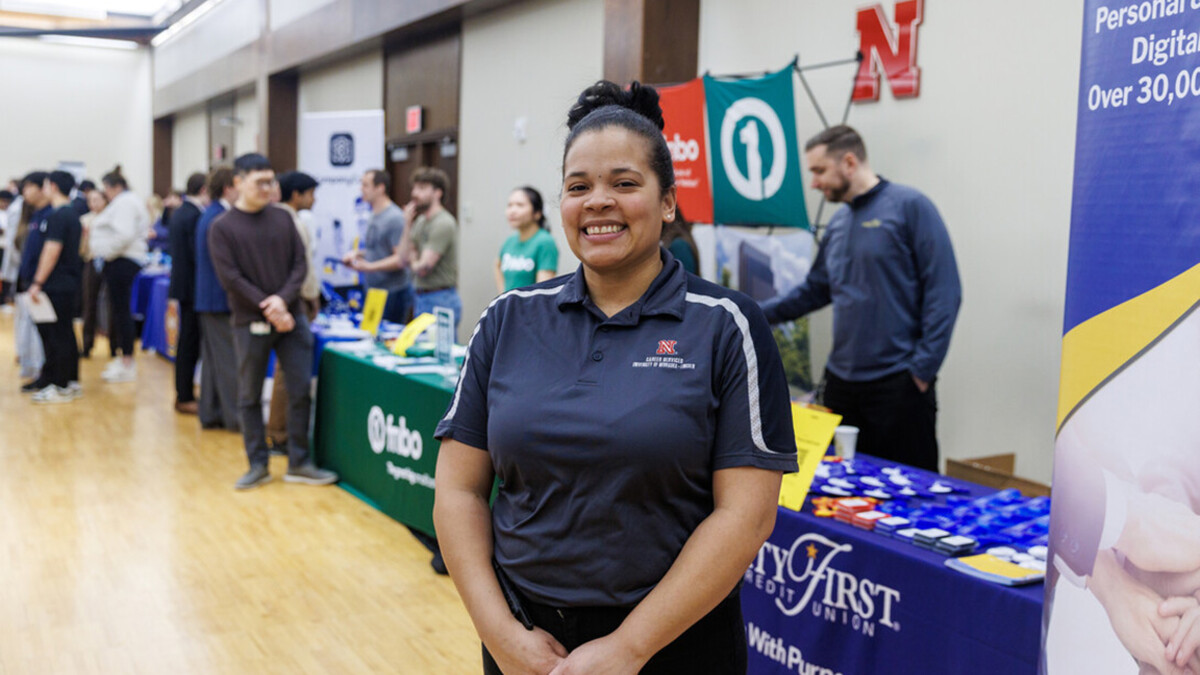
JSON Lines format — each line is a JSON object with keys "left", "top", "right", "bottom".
{"left": 298, "top": 110, "right": 385, "bottom": 287}
{"left": 1043, "top": 3, "right": 1200, "bottom": 673}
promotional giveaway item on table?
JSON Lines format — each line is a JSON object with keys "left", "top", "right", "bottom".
{"left": 806, "top": 457, "right": 1052, "bottom": 561}
{"left": 390, "top": 313, "right": 436, "bottom": 356}
{"left": 946, "top": 554, "right": 1045, "bottom": 586}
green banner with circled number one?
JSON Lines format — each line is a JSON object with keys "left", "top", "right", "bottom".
{"left": 704, "top": 67, "right": 809, "bottom": 229}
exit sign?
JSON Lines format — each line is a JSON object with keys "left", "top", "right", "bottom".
{"left": 406, "top": 105, "right": 423, "bottom": 134}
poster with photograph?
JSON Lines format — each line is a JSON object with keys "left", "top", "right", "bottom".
{"left": 713, "top": 226, "right": 815, "bottom": 393}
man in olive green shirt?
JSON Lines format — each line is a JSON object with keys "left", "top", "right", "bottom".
{"left": 406, "top": 166, "right": 460, "bottom": 332}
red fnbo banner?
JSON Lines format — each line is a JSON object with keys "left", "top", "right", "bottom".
{"left": 658, "top": 78, "right": 713, "bottom": 224}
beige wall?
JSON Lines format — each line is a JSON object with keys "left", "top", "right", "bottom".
{"left": 0, "top": 39, "right": 152, "bottom": 197}
{"left": 153, "top": 0, "right": 261, "bottom": 89}
{"left": 298, "top": 48, "right": 384, "bottom": 114}
{"left": 234, "top": 89, "right": 259, "bottom": 156}
{"left": 699, "top": 0, "right": 1082, "bottom": 483}
{"left": 269, "top": 0, "right": 336, "bottom": 31}
{"left": 171, "top": 105, "right": 209, "bottom": 191}
{"left": 457, "top": 0, "right": 605, "bottom": 337}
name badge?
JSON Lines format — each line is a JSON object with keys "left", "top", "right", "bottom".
{"left": 250, "top": 321, "right": 271, "bottom": 335}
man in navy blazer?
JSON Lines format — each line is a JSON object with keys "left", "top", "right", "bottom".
{"left": 168, "top": 173, "right": 208, "bottom": 414}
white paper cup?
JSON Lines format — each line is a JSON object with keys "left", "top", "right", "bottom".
{"left": 834, "top": 425, "right": 859, "bottom": 460}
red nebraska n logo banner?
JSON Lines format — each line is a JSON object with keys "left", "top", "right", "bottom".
{"left": 657, "top": 340, "right": 678, "bottom": 355}
{"left": 854, "top": 0, "right": 923, "bottom": 101}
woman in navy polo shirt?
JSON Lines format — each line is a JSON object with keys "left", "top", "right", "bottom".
{"left": 434, "top": 81, "right": 797, "bottom": 674}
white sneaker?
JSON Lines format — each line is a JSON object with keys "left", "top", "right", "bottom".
{"left": 65, "top": 381, "right": 83, "bottom": 398}
{"left": 32, "top": 385, "right": 76, "bottom": 404}
{"left": 102, "top": 361, "right": 137, "bottom": 382}
{"left": 101, "top": 360, "right": 124, "bottom": 376}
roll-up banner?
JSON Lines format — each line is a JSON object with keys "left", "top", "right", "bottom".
{"left": 298, "top": 110, "right": 385, "bottom": 287}
{"left": 1042, "top": 3, "right": 1200, "bottom": 674}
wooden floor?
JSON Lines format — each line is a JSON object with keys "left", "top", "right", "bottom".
{"left": 0, "top": 311, "right": 480, "bottom": 674}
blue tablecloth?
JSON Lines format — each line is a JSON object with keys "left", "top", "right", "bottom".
{"left": 139, "top": 275, "right": 174, "bottom": 361}
{"left": 743, "top": 460, "right": 1044, "bottom": 675}
{"left": 129, "top": 268, "right": 168, "bottom": 319}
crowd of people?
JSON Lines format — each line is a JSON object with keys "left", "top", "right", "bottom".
{"left": 0, "top": 168, "right": 149, "bottom": 400}
{"left": 0, "top": 146, "right": 560, "bottom": 491}
{"left": 0, "top": 156, "right": 463, "bottom": 489}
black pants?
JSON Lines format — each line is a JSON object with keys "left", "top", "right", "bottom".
{"left": 81, "top": 261, "right": 109, "bottom": 356}
{"left": 231, "top": 315, "right": 314, "bottom": 469}
{"left": 0, "top": 249, "right": 9, "bottom": 303}
{"left": 482, "top": 590, "right": 746, "bottom": 674}
{"left": 174, "top": 302, "right": 201, "bottom": 403}
{"left": 819, "top": 368, "right": 939, "bottom": 471}
{"left": 103, "top": 257, "right": 141, "bottom": 356}
{"left": 34, "top": 290, "right": 80, "bottom": 388}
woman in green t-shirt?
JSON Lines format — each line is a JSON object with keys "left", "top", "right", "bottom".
{"left": 494, "top": 186, "right": 559, "bottom": 293}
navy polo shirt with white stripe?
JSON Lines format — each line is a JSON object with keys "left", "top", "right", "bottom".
{"left": 436, "top": 249, "right": 797, "bottom": 607}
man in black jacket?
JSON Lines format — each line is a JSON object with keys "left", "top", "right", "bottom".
{"left": 168, "top": 172, "right": 208, "bottom": 414}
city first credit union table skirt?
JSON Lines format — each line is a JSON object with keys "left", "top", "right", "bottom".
{"left": 312, "top": 344, "right": 455, "bottom": 538}
{"left": 742, "top": 465, "right": 1045, "bottom": 675}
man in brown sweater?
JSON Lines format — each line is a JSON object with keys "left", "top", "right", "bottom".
{"left": 208, "top": 153, "right": 337, "bottom": 490}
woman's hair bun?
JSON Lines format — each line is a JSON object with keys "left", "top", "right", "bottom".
{"left": 567, "top": 80, "right": 664, "bottom": 132}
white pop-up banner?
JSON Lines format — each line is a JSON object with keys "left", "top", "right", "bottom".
{"left": 298, "top": 110, "right": 385, "bottom": 287}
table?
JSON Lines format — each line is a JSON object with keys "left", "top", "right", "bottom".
{"left": 131, "top": 268, "right": 174, "bottom": 361}
{"left": 129, "top": 268, "right": 166, "bottom": 319}
{"left": 141, "top": 275, "right": 174, "bottom": 360}
{"left": 742, "top": 462, "right": 1045, "bottom": 675}
{"left": 312, "top": 345, "right": 455, "bottom": 538}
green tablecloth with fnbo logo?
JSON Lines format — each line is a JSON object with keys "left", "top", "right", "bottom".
{"left": 313, "top": 344, "right": 457, "bottom": 538}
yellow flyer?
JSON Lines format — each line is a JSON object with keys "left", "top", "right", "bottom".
{"left": 359, "top": 288, "right": 389, "bottom": 336}
{"left": 779, "top": 403, "right": 842, "bottom": 511}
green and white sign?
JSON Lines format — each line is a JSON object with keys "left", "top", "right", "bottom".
{"left": 704, "top": 67, "right": 809, "bottom": 229}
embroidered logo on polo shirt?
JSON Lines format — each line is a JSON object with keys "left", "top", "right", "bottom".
{"left": 634, "top": 340, "right": 695, "bottom": 370}
{"left": 861, "top": 218, "right": 883, "bottom": 228}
